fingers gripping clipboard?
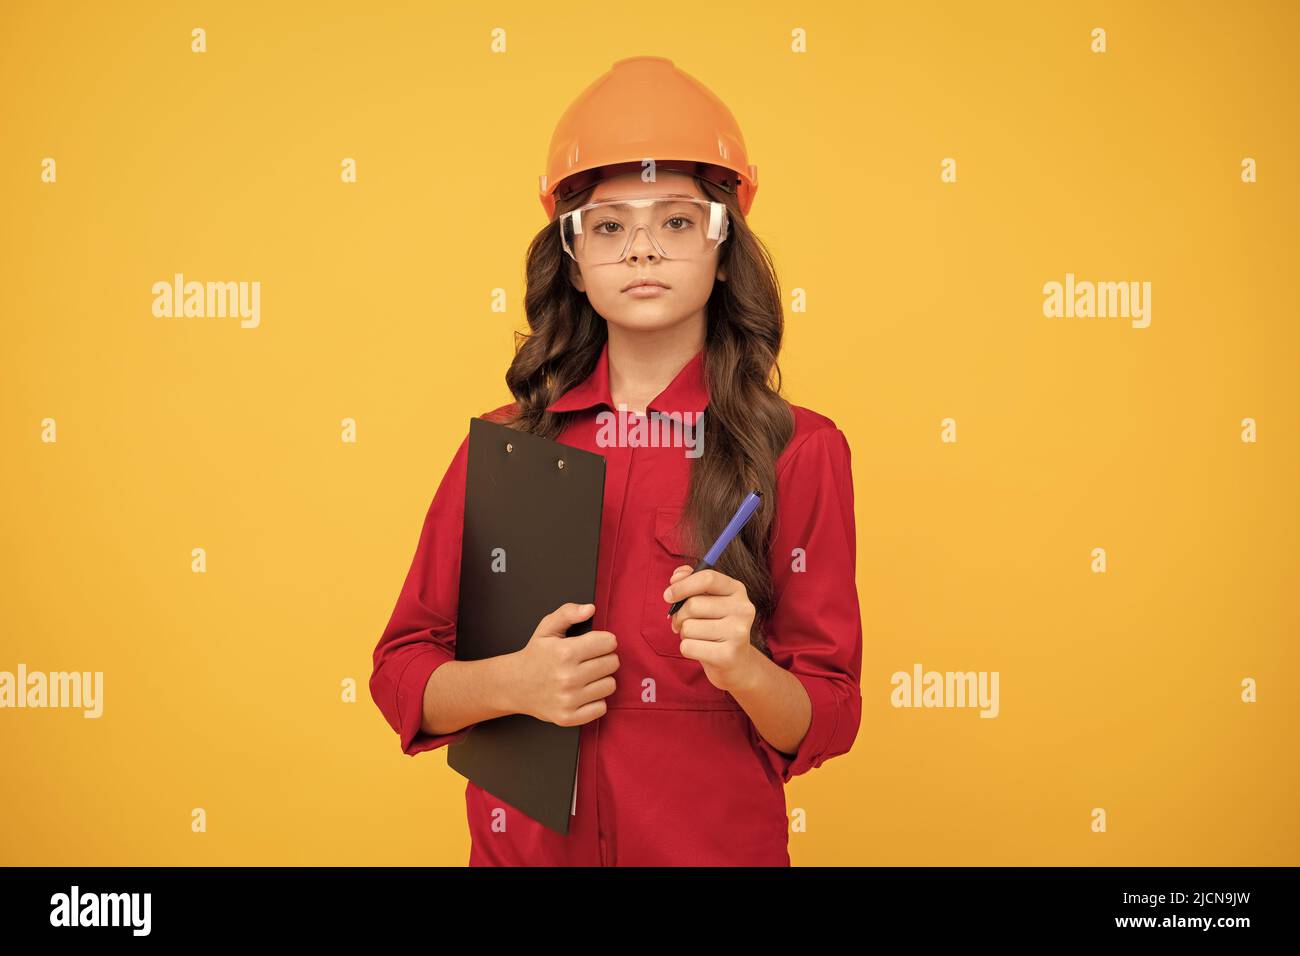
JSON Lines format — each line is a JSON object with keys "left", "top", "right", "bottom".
{"left": 447, "top": 416, "right": 606, "bottom": 835}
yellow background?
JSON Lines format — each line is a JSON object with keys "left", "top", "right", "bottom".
{"left": 2, "top": 0, "right": 1296, "bottom": 865}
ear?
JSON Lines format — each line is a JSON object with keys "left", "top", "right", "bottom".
{"left": 568, "top": 259, "right": 586, "bottom": 292}
{"left": 716, "top": 263, "right": 727, "bottom": 283}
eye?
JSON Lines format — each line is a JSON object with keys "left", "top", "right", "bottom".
{"left": 592, "top": 220, "right": 622, "bottom": 235}
{"left": 664, "top": 216, "right": 693, "bottom": 231}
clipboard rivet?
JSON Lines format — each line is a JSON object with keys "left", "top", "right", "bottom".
{"left": 506, "top": 442, "right": 513, "bottom": 453}
{"left": 557, "top": 458, "right": 566, "bottom": 469}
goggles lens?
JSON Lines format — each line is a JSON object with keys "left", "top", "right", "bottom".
{"left": 560, "top": 197, "right": 729, "bottom": 264}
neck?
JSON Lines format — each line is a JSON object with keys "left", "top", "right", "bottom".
{"left": 606, "top": 318, "right": 705, "bottom": 416}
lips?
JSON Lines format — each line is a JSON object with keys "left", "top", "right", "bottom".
{"left": 622, "top": 278, "right": 668, "bottom": 292}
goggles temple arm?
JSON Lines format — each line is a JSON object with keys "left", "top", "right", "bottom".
{"left": 707, "top": 201, "right": 724, "bottom": 241}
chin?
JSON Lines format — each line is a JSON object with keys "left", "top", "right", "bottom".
{"left": 605, "top": 312, "right": 686, "bottom": 333}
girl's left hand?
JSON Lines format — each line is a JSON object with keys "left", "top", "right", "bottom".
{"left": 663, "top": 566, "right": 761, "bottom": 693}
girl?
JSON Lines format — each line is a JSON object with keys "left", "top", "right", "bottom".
{"left": 370, "top": 56, "right": 862, "bottom": 866}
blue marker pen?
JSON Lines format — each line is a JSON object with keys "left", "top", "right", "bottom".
{"left": 665, "top": 490, "right": 763, "bottom": 618}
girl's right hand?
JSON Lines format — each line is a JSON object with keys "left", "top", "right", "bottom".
{"left": 509, "top": 602, "right": 619, "bottom": 727}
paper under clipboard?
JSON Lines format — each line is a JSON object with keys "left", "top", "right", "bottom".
{"left": 447, "top": 416, "right": 606, "bottom": 835}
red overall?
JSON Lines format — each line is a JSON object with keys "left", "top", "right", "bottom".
{"left": 370, "top": 341, "right": 862, "bottom": 865}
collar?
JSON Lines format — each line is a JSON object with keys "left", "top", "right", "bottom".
{"left": 545, "top": 340, "right": 710, "bottom": 416}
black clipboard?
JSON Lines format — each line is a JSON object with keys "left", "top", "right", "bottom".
{"left": 447, "top": 416, "right": 606, "bottom": 835}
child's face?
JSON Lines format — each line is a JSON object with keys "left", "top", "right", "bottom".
{"left": 566, "top": 171, "right": 727, "bottom": 335}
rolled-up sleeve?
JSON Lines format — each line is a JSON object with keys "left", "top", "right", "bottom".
{"left": 748, "top": 424, "right": 864, "bottom": 783}
{"left": 369, "top": 434, "right": 476, "bottom": 756}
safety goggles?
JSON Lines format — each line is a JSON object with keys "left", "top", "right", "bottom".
{"left": 559, "top": 196, "right": 730, "bottom": 265}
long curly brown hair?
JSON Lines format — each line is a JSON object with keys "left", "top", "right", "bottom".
{"left": 498, "top": 175, "right": 794, "bottom": 653}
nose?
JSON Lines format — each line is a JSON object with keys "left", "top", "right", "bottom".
{"left": 624, "top": 224, "right": 660, "bottom": 262}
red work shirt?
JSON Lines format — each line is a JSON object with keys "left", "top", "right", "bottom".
{"left": 370, "top": 340, "right": 862, "bottom": 865}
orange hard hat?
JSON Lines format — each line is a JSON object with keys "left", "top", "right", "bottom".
{"left": 539, "top": 56, "right": 758, "bottom": 221}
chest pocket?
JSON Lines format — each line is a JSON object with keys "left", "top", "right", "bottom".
{"left": 641, "top": 507, "right": 701, "bottom": 658}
